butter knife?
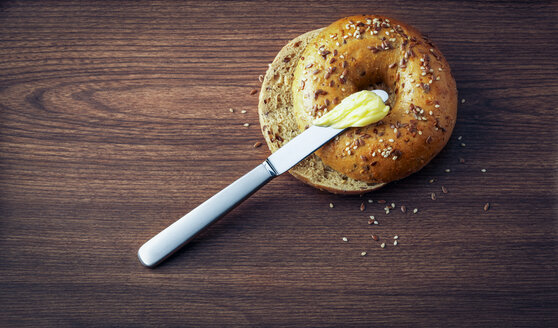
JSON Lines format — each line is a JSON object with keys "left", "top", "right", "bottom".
{"left": 137, "top": 90, "right": 388, "bottom": 267}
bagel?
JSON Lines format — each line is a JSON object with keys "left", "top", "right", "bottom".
{"left": 258, "top": 15, "right": 457, "bottom": 193}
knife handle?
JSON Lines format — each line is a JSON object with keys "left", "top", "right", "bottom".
{"left": 138, "top": 161, "right": 277, "bottom": 267}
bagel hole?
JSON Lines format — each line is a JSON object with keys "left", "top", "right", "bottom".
{"left": 366, "top": 81, "right": 395, "bottom": 106}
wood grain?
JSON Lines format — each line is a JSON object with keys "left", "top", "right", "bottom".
{"left": 1, "top": 0, "right": 557, "bottom": 326}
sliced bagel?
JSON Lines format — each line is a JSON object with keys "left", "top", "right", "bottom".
{"left": 258, "top": 29, "right": 385, "bottom": 194}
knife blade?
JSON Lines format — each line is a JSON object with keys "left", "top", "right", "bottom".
{"left": 137, "top": 89, "right": 388, "bottom": 267}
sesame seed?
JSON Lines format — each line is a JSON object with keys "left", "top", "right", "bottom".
{"left": 360, "top": 202, "right": 366, "bottom": 212}
{"left": 258, "top": 75, "right": 264, "bottom": 82}
{"left": 250, "top": 89, "right": 258, "bottom": 95}
{"left": 241, "top": 110, "right": 247, "bottom": 114}
{"left": 429, "top": 178, "right": 436, "bottom": 183}
{"left": 379, "top": 139, "right": 383, "bottom": 142}
{"left": 413, "top": 208, "right": 418, "bottom": 214}
{"left": 391, "top": 203, "right": 396, "bottom": 208}
{"left": 329, "top": 203, "right": 334, "bottom": 208}
{"left": 484, "top": 203, "right": 490, "bottom": 211}
{"left": 445, "top": 169, "right": 451, "bottom": 173}
{"left": 389, "top": 138, "right": 394, "bottom": 142}
{"left": 431, "top": 193, "right": 437, "bottom": 200}
{"left": 461, "top": 98, "right": 466, "bottom": 104}
{"left": 253, "top": 141, "right": 262, "bottom": 148}
{"left": 461, "top": 143, "right": 466, "bottom": 147}
{"left": 374, "top": 220, "right": 379, "bottom": 225}
{"left": 401, "top": 205, "right": 407, "bottom": 213}
{"left": 368, "top": 199, "right": 373, "bottom": 203}
{"left": 342, "top": 237, "right": 348, "bottom": 242}
{"left": 229, "top": 108, "right": 234, "bottom": 113}
{"left": 369, "top": 215, "right": 375, "bottom": 220}
{"left": 372, "top": 234, "right": 379, "bottom": 241}
{"left": 481, "top": 168, "right": 487, "bottom": 173}
{"left": 429, "top": 111, "right": 433, "bottom": 115}
{"left": 394, "top": 235, "right": 399, "bottom": 239}
{"left": 438, "top": 67, "right": 443, "bottom": 71}
{"left": 457, "top": 135, "right": 462, "bottom": 140}
{"left": 361, "top": 251, "right": 367, "bottom": 256}
{"left": 243, "top": 123, "right": 250, "bottom": 127}
{"left": 380, "top": 243, "right": 386, "bottom": 248}
{"left": 435, "top": 104, "right": 440, "bottom": 108}
{"left": 442, "top": 186, "right": 448, "bottom": 193}
{"left": 393, "top": 240, "right": 398, "bottom": 246}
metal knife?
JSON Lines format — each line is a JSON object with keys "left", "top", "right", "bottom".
{"left": 137, "top": 90, "right": 388, "bottom": 267}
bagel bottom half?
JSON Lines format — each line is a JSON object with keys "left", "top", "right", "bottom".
{"left": 258, "top": 29, "right": 385, "bottom": 194}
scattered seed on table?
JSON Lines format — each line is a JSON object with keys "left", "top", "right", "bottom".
{"left": 401, "top": 205, "right": 407, "bottom": 213}
{"left": 393, "top": 240, "right": 398, "bottom": 246}
{"left": 461, "top": 143, "right": 466, "bottom": 147}
{"left": 372, "top": 234, "right": 379, "bottom": 241}
{"left": 329, "top": 203, "right": 334, "bottom": 208}
{"left": 253, "top": 142, "right": 262, "bottom": 148}
{"left": 481, "top": 168, "right": 487, "bottom": 173}
{"left": 380, "top": 243, "right": 386, "bottom": 248}
{"left": 431, "top": 193, "right": 437, "bottom": 200}
{"left": 258, "top": 75, "right": 264, "bottom": 82}
{"left": 241, "top": 110, "right": 247, "bottom": 114}
{"left": 361, "top": 251, "right": 367, "bottom": 256}
{"left": 461, "top": 98, "right": 466, "bottom": 104}
{"left": 342, "top": 237, "right": 348, "bottom": 242}
{"left": 360, "top": 202, "right": 366, "bottom": 211}
{"left": 250, "top": 89, "right": 258, "bottom": 95}
{"left": 441, "top": 186, "right": 448, "bottom": 194}
{"left": 368, "top": 199, "right": 373, "bottom": 203}
{"left": 243, "top": 123, "right": 250, "bottom": 127}
{"left": 484, "top": 203, "right": 490, "bottom": 211}
{"left": 413, "top": 208, "right": 418, "bottom": 214}
{"left": 394, "top": 235, "right": 399, "bottom": 239}
{"left": 445, "top": 169, "right": 451, "bottom": 173}
{"left": 229, "top": 108, "right": 234, "bottom": 113}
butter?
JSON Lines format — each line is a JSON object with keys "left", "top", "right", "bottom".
{"left": 313, "top": 90, "right": 389, "bottom": 129}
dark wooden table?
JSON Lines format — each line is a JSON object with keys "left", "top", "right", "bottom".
{"left": 1, "top": 1, "right": 557, "bottom": 326}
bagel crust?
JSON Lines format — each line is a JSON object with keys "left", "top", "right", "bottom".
{"left": 292, "top": 15, "right": 457, "bottom": 184}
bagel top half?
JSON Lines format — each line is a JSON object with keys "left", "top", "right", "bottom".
{"left": 259, "top": 15, "right": 457, "bottom": 191}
